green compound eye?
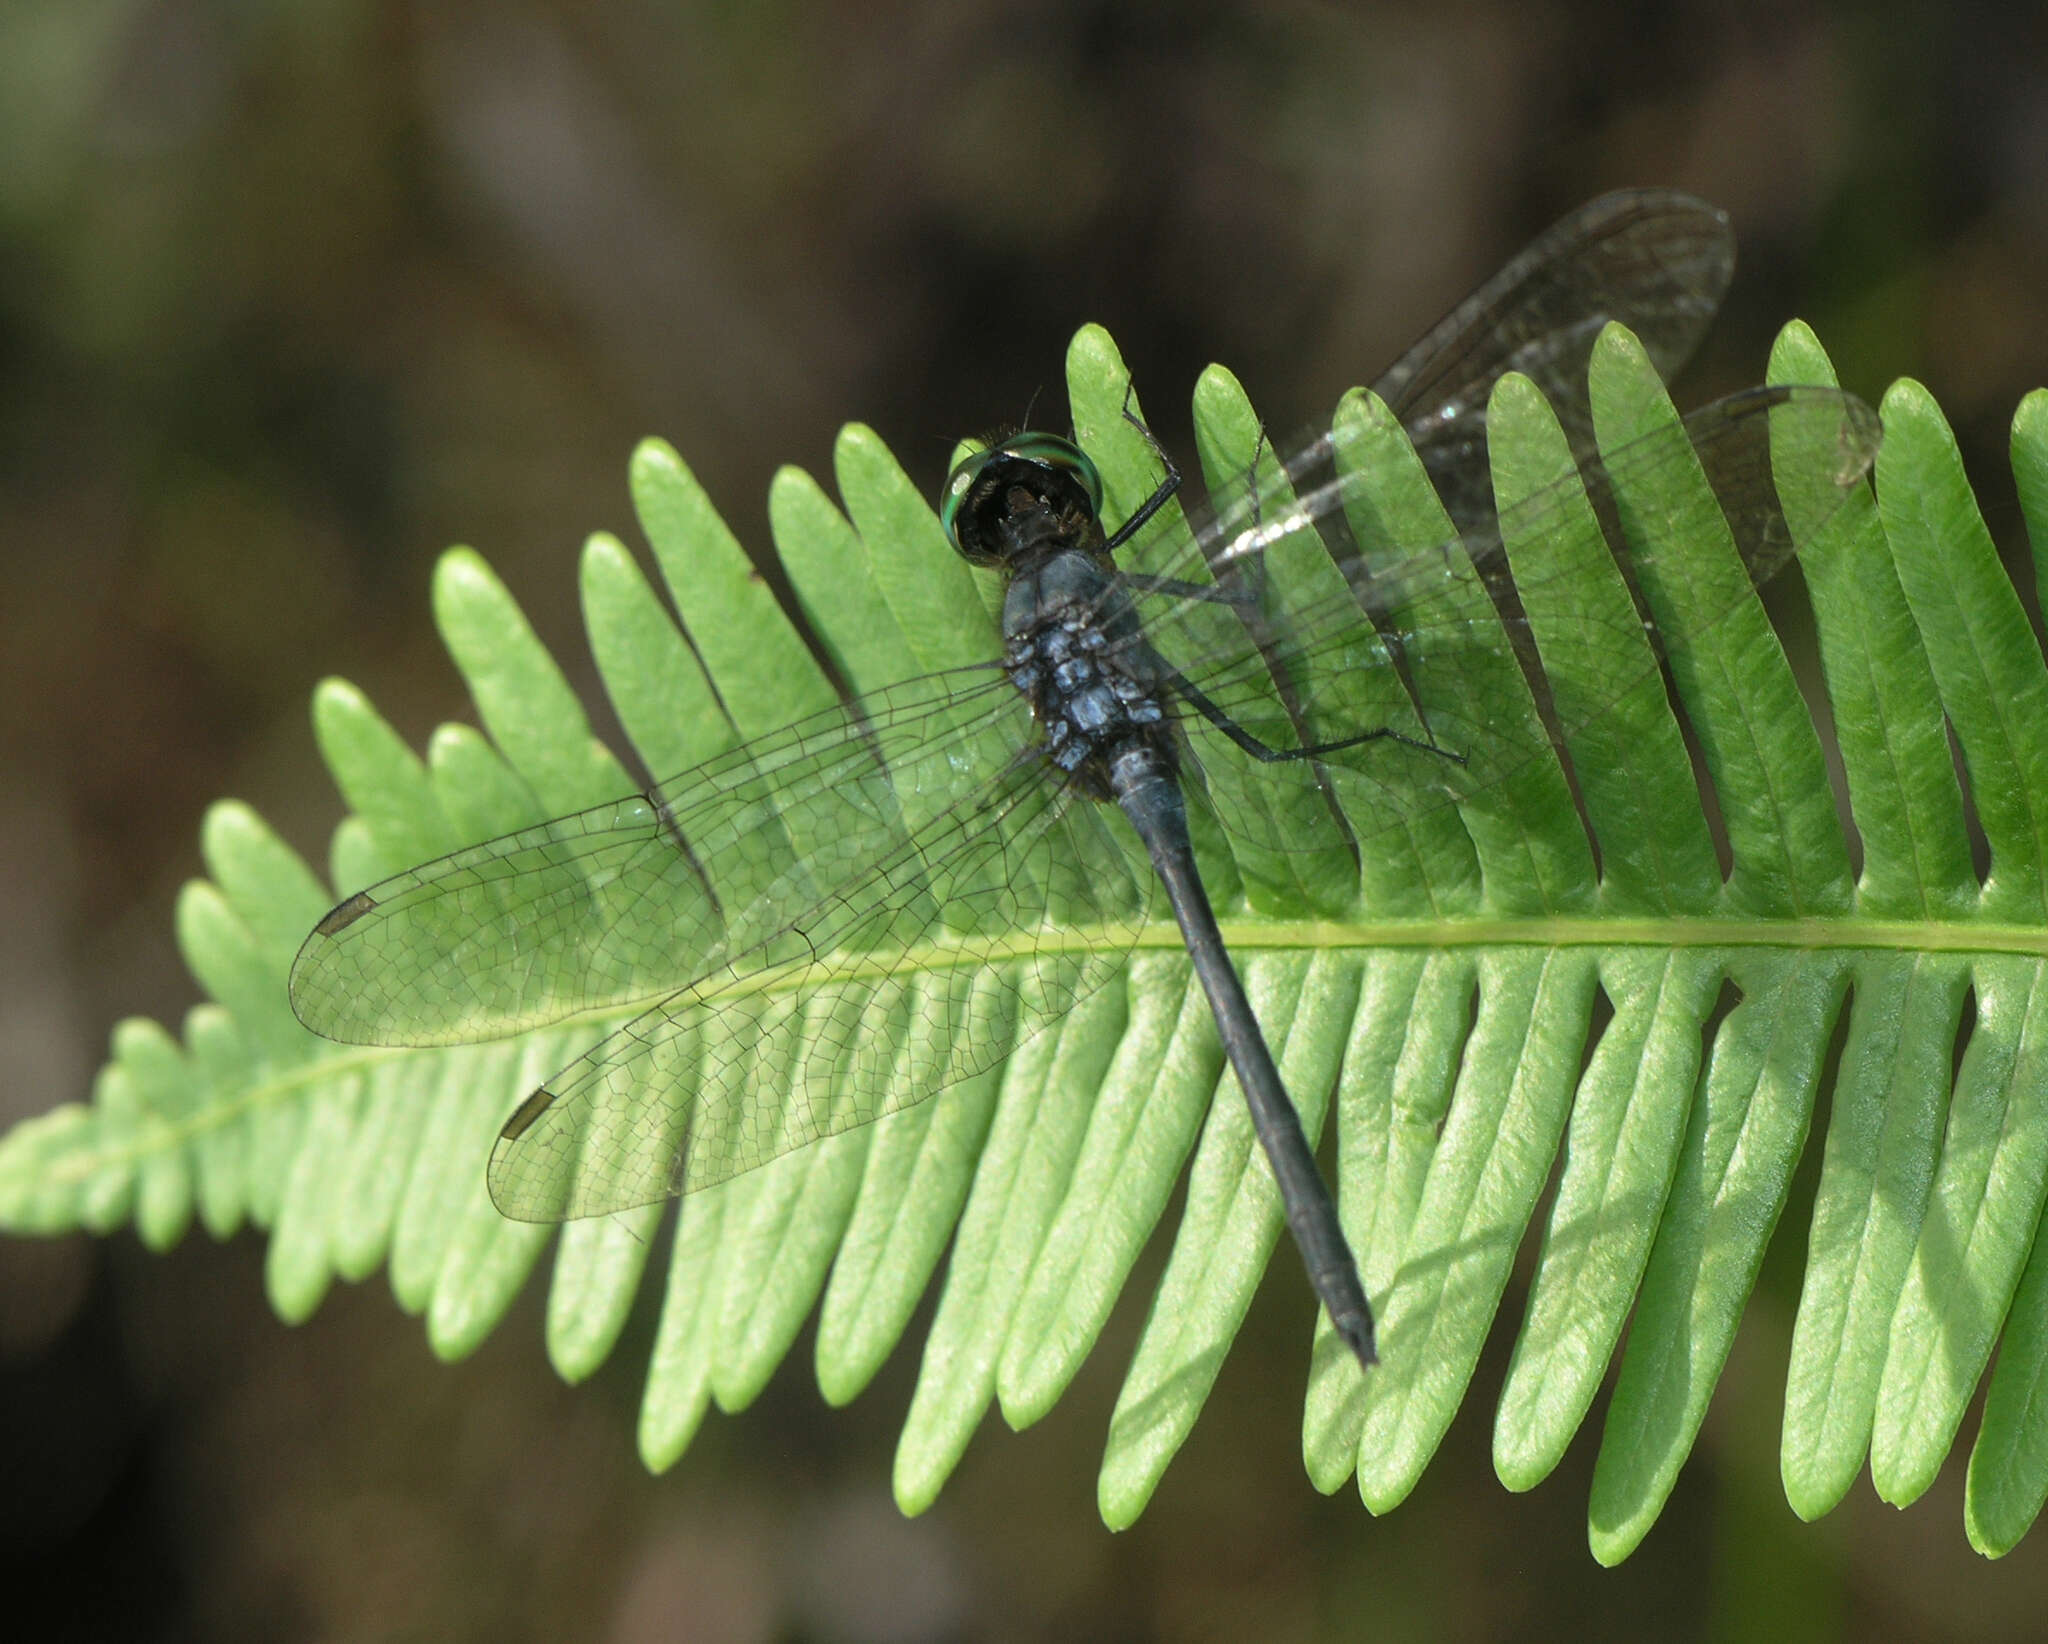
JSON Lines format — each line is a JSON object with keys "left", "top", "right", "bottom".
{"left": 937, "top": 453, "right": 984, "bottom": 547}
{"left": 938, "top": 432, "right": 1104, "bottom": 550}
{"left": 997, "top": 432, "right": 1104, "bottom": 513}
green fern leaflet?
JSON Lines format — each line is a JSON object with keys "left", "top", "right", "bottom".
{"left": 5, "top": 318, "right": 2048, "bottom": 1565}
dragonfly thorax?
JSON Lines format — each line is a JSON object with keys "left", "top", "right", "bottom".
{"left": 1003, "top": 547, "right": 1171, "bottom": 797}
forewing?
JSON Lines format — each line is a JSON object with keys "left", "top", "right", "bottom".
{"left": 485, "top": 754, "right": 1152, "bottom": 1220}
{"left": 1129, "top": 384, "right": 1882, "bottom": 862}
{"left": 1093, "top": 192, "right": 1734, "bottom": 660}
{"left": 289, "top": 664, "right": 1024, "bottom": 1047}
{"left": 1372, "top": 188, "right": 1733, "bottom": 523}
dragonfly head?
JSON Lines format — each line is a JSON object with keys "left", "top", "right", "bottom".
{"left": 940, "top": 432, "right": 1105, "bottom": 568}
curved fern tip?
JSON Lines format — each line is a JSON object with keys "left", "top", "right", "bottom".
{"left": 1881, "top": 374, "right": 1939, "bottom": 425}
{"left": 2012, "top": 385, "right": 2048, "bottom": 441}
{"left": 311, "top": 675, "right": 367, "bottom": 715}
{"left": 1192, "top": 359, "right": 1248, "bottom": 412}
{"left": 1486, "top": 368, "right": 1549, "bottom": 422}
{"left": 1773, "top": 315, "right": 1825, "bottom": 355}
{"left": 199, "top": 798, "right": 261, "bottom": 855}
{"left": 1066, "top": 321, "right": 1126, "bottom": 384}
{"left": 835, "top": 420, "right": 887, "bottom": 459}
{"left": 434, "top": 543, "right": 491, "bottom": 581}
{"left": 1591, "top": 317, "right": 1655, "bottom": 373}
{"left": 631, "top": 435, "right": 684, "bottom": 476}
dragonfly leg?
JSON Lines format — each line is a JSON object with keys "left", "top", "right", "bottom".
{"left": 1116, "top": 572, "right": 1257, "bottom": 607}
{"left": 1167, "top": 666, "right": 1467, "bottom": 767}
{"left": 1102, "top": 382, "right": 1183, "bottom": 554}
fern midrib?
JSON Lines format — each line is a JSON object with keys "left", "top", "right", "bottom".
{"left": 1219, "top": 911, "right": 2045, "bottom": 956}
{"left": 58, "top": 904, "right": 2033, "bottom": 1191}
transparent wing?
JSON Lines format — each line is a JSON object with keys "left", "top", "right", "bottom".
{"left": 1118, "top": 384, "right": 1882, "bottom": 860}
{"left": 1372, "top": 187, "right": 1734, "bottom": 522}
{"left": 289, "top": 663, "right": 1029, "bottom": 1046}
{"left": 485, "top": 753, "right": 1150, "bottom": 1220}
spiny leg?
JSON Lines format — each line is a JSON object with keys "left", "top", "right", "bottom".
{"left": 1166, "top": 666, "right": 1467, "bottom": 767}
{"left": 1102, "top": 379, "right": 1184, "bottom": 555}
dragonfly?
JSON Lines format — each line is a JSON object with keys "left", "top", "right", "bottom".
{"left": 288, "top": 189, "right": 1880, "bottom": 1372}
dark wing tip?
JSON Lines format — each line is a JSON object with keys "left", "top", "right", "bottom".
{"left": 498, "top": 1085, "right": 558, "bottom": 1144}
{"left": 313, "top": 890, "right": 379, "bottom": 937}
{"left": 489, "top": 1086, "right": 578, "bottom": 1223}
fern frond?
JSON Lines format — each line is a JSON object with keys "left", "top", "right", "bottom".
{"left": 6, "top": 320, "right": 2048, "bottom": 1563}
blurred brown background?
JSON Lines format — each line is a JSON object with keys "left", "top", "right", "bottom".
{"left": 6, "top": 1, "right": 2048, "bottom": 1640}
